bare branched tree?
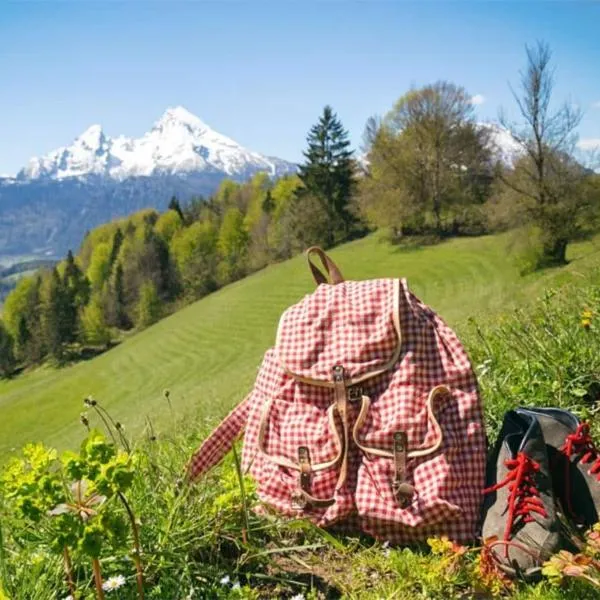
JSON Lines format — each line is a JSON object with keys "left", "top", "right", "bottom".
{"left": 499, "top": 41, "right": 595, "bottom": 267}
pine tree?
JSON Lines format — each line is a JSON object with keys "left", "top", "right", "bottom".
{"left": 298, "top": 106, "right": 357, "bottom": 245}
{"left": 0, "top": 320, "right": 16, "bottom": 377}
{"left": 108, "top": 228, "right": 124, "bottom": 267}
{"left": 63, "top": 250, "right": 90, "bottom": 342}
{"left": 41, "top": 268, "right": 71, "bottom": 362}
{"left": 168, "top": 196, "right": 185, "bottom": 222}
{"left": 262, "top": 189, "right": 275, "bottom": 214}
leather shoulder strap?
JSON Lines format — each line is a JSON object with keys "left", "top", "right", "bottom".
{"left": 306, "top": 246, "right": 345, "bottom": 286}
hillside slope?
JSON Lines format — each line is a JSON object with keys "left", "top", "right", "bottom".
{"left": 1, "top": 231, "right": 599, "bottom": 457}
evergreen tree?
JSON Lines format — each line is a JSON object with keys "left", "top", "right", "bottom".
{"left": 40, "top": 268, "right": 71, "bottom": 362}
{"left": 298, "top": 105, "right": 357, "bottom": 245}
{"left": 168, "top": 196, "right": 185, "bottom": 221}
{"left": 108, "top": 228, "right": 124, "bottom": 267}
{"left": 262, "top": 189, "right": 275, "bottom": 214}
{"left": 0, "top": 320, "right": 16, "bottom": 377}
{"left": 62, "top": 249, "right": 90, "bottom": 341}
{"left": 104, "top": 262, "right": 130, "bottom": 330}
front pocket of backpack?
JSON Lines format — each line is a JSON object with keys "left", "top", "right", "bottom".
{"left": 352, "top": 388, "right": 463, "bottom": 529}
{"left": 249, "top": 395, "right": 343, "bottom": 516}
{"left": 355, "top": 449, "right": 462, "bottom": 528}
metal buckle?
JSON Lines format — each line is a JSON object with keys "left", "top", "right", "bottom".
{"left": 348, "top": 385, "right": 363, "bottom": 402}
{"left": 291, "top": 491, "right": 308, "bottom": 511}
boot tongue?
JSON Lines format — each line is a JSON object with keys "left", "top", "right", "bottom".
{"left": 519, "top": 420, "right": 547, "bottom": 466}
{"left": 503, "top": 413, "right": 546, "bottom": 465}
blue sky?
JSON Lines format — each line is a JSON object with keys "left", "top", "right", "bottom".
{"left": 1, "top": 1, "right": 599, "bottom": 174}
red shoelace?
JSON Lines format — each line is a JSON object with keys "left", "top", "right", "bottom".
{"left": 483, "top": 452, "right": 547, "bottom": 557}
{"left": 560, "top": 422, "right": 600, "bottom": 518}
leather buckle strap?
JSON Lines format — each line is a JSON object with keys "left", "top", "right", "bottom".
{"left": 392, "top": 431, "right": 415, "bottom": 508}
{"left": 291, "top": 446, "right": 336, "bottom": 510}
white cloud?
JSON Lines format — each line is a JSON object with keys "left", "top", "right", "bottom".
{"left": 470, "top": 94, "right": 486, "bottom": 106}
{"left": 578, "top": 138, "right": 600, "bottom": 151}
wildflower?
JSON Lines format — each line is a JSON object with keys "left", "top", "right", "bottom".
{"left": 220, "top": 575, "right": 231, "bottom": 585}
{"left": 232, "top": 582, "right": 241, "bottom": 590}
{"left": 184, "top": 586, "right": 195, "bottom": 600}
{"left": 102, "top": 574, "right": 126, "bottom": 591}
{"left": 80, "top": 413, "right": 90, "bottom": 428}
{"left": 49, "top": 480, "right": 106, "bottom": 521}
{"left": 84, "top": 396, "right": 97, "bottom": 407}
{"left": 289, "top": 594, "right": 306, "bottom": 600}
{"left": 582, "top": 308, "right": 593, "bottom": 329}
{"left": 63, "top": 596, "right": 74, "bottom": 600}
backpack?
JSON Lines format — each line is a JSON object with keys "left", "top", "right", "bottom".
{"left": 187, "top": 247, "right": 486, "bottom": 544}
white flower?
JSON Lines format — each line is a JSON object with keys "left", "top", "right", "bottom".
{"left": 232, "top": 582, "right": 241, "bottom": 590}
{"left": 219, "top": 575, "right": 231, "bottom": 585}
{"left": 63, "top": 596, "right": 74, "bottom": 600}
{"left": 290, "top": 595, "right": 306, "bottom": 600}
{"left": 184, "top": 587, "right": 195, "bottom": 600}
{"left": 102, "top": 574, "right": 126, "bottom": 591}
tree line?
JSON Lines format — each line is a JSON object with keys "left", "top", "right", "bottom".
{"left": 0, "top": 41, "right": 598, "bottom": 378}
{"left": 0, "top": 104, "right": 359, "bottom": 375}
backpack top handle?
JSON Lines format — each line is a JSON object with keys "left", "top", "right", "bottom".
{"left": 305, "top": 246, "right": 345, "bottom": 286}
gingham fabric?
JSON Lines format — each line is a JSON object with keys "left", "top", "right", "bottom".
{"left": 188, "top": 275, "right": 486, "bottom": 544}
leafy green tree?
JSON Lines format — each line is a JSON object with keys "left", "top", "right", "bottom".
{"left": 86, "top": 242, "right": 112, "bottom": 290}
{"left": 298, "top": 105, "right": 357, "bottom": 245}
{"left": 218, "top": 207, "right": 249, "bottom": 282}
{"left": 81, "top": 293, "right": 111, "bottom": 347}
{"left": 3, "top": 275, "right": 44, "bottom": 364}
{"left": 136, "top": 281, "right": 161, "bottom": 328}
{"left": 0, "top": 320, "right": 16, "bottom": 377}
{"left": 360, "top": 82, "right": 492, "bottom": 237}
{"left": 154, "top": 209, "right": 183, "bottom": 243}
{"left": 171, "top": 220, "right": 219, "bottom": 298}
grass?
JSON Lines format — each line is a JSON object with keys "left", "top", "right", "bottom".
{"left": 1, "top": 231, "right": 600, "bottom": 458}
{"left": 3, "top": 231, "right": 600, "bottom": 598}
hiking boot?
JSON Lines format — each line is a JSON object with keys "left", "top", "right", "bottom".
{"left": 482, "top": 410, "right": 561, "bottom": 580}
{"left": 516, "top": 407, "right": 600, "bottom": 529}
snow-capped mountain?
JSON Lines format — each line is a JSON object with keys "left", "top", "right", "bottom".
{"left": 481, "top": 122, "right": 523, "bottom": 166}
{"left": 17, "top": 106, "right": 294, "bottom": 182}
{"left": 0, "top": 107, "right": 296, "bottom": 257}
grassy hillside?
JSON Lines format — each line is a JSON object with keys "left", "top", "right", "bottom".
{"left": 1, "top": 231, "right": 599, "bottom": 457}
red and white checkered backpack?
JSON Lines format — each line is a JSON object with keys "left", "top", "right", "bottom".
{"left": 188, "top": 247, "right": 486, "bottom": 543}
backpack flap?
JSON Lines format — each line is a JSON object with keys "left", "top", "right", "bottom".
{"left": 275, "top": 278, "right": 402, "bottom": 386}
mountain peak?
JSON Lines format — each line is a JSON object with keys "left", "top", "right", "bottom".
{"left": 74, "top": 124, "right": 106, "bottom": 150}
{"left": 155, "top": 106, "right": 210, "bottom": 132}
{"left": 13, "top": 107, "right": 296, "bottom": 182}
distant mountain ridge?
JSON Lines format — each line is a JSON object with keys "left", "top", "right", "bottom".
{"left": 0, "top": 106, "right": 297, "bottom": 257}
